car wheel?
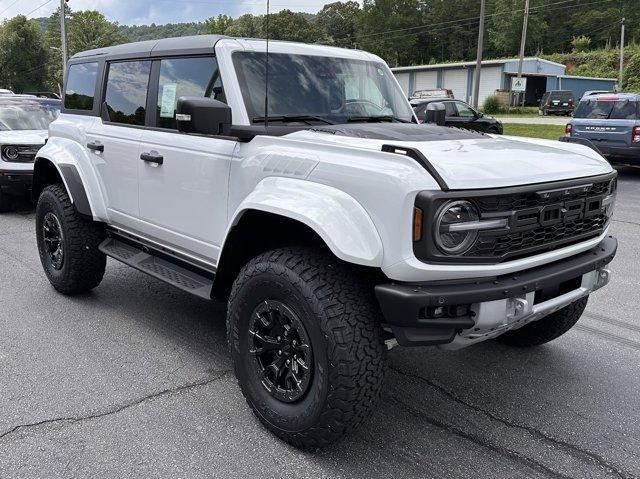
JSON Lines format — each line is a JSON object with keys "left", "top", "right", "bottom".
{"left": 227, "top": 247, "right": 387, "bottom": 449}
{"left": 487, "top": 127, "right": 501, "bottom": 134}
{"left": 0, "top": 188, "right": 11, "bottom": 213}
{"left": 495, "top": 296, "right": 588, "bottom": 347}
{"left": 36, "top": 184, "right": 106, "bottom": 294}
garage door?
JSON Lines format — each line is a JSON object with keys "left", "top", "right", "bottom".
{"left": 477, "top": 66, "right": 502, "bottom": 107}
{"left": 394, "top": 72, "right": 410, "bottom": 95}
{"left": 414, "top": 71, "right": 438, "bottom": 92}
{"left": 443, "top": 69, "right": 468, "bottom": 101}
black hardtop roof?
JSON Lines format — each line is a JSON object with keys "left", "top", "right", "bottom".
{"left": 69, "top": 35, "right": 228, "bottom": 62}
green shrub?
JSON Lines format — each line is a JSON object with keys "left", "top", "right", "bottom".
{"left": 571, "top": 35, "right": 591, "bottom": 53}
{"left": 624, "top": 51, "right": 640, "bottom": 92}
{"left": 483, "top": 94, "right": 506, "bottom": 114}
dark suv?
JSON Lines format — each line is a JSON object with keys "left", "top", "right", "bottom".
{"left": 411, "top": 98, "right": 503, "bottom": 134}
{"left": 539, "top": 90, "right": 574, "bottom": 116}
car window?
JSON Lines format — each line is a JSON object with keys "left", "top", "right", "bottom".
{"left": 444, "top": 102, "right": 457, "bottom": 116}
{"left": 156, "top": 56, "right": 225, "bottom": 130}
{"left": 104, "top": 60, "right": 152, "bottom": 126}
{"left": 65, "top": 62, "right": 98, "bottom": 111}
{"left": 455, "top": 102, "right": 476, "bottom": 118}
{"left": 610, "top": 101, "right": 638, "bottom": 120}
{"left": 414, "top": 105, "right": 427, "bottom": 121}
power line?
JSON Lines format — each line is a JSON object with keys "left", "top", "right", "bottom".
{"left": 25, "top": 0, "right": 52, "bottom": 17}
{"left": 0, "top": 0, "right": 23, "bottom": 17}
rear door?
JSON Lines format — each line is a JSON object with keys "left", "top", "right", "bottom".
{"left": 571, "top": 98, "right": 638, "bottom": 148}
{"left": 445, "top": 101, "right": 480, "bottom": 131}
{"left": 86, "top": 60, "right": 151, "bottom": 228}
{"left": 137, "top": 56, "right": 236, "bottom": 262}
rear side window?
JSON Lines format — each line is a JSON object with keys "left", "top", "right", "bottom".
{"left": 610, "top": 101, "right": 638, "bottom": 119}
{"left": 156, "top": 57, "right": 224, "bottom": 130}
{"left": 104, "top": 60, "right": 151, "bottom": 126}
{"left": 65, "top": 62, "right": 98, "bottom": 111}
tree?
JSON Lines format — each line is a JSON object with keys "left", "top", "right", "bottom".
{"left": 203, "top": 14, "right": 234, "bottom": 35}
{"left": 487, "top": 0, "right": 548, "bottom": 57}
{"left": 225, "top": 14, "right": 262, "bottom": 38}
{"left": 571, "top": 35, "right": 591, "bottom": 53}
{"left": 266, "top": 10, "right": 322, "bottom": 43}
{"left": 67, "top": 10, "right": 127, "bottom": 57}
{"left": 0, "top": 16, "right": 48, "bottom": 92}
{"left": 43, "top": 6, "right": 70, "bottom": 91}
{"left": 316, "top": 1, "right": 361, "bottom": 48}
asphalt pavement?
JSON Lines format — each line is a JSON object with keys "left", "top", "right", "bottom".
{"left": 1, "top": 169, "right": 640, "bottom": 478}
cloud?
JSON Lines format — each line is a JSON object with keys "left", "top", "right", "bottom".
{"left": 8, "top": 0, "right": 356, "bottom": 25}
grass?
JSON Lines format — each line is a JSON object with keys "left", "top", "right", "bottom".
{"left": 503, "top": 123, "right": 565, "bottom": 140}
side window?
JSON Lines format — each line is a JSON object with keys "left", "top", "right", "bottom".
{"left": 104, "top": 60, "right": 151, "bottom": 126}
{"left": 65, "top": 62, "right": 98, "bottom": 111}
{"left": 456, "top": 102, "right": 476, "bottom": 118}
{"left": 415, "top": 105, "right": 426, "bottom": 121}
{"left": 444, "top": 102, "right": 457, "bottom": 117}
{"left": 156, "top": 57, "right": 224, "bottom": 130}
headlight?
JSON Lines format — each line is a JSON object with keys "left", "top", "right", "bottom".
{"left": 434, "top": 200, "right": 480, "bottom": 254}
{"left": 3, "top": 146, "right": 19, "bottom": 160}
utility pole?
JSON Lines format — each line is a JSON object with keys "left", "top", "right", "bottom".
{"left": 472, "top": 0, "right": 486, "bottom": 109}
{"left": 619, "top": 17, "right": 625, "bottom": 90}
{"left": 516, "top": 0, "right": 530, "bottom": 107}
{"left": 60, "top": 0, "right": 68, "bottom": 82}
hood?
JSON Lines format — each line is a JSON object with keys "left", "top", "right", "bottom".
{"left": 286, "top": 124, "right": 612, "bottom": 190}
{"left": 0, "top": 130, "right": 48, "bottom": 145}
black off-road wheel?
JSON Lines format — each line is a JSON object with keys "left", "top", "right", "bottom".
{"left": 36, "top": 184, "right": 106, "bottom": 295}
{"left": 227, "top": 248, "right": 387, "bottom": 449}
{"left": 496, "top": 296, "right": 588, "bottom": 347}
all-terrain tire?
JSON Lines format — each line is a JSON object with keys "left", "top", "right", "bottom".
{"left": 36, "top": 184, "right": 106, "bottom": 294}
{"left": 0, "top": 188, "right": 11, "bottom": 213}
{"left": 496, "top": 296, "right": 588, "bottom": 347}
{"left": 227, "top": 247, "right": 387, "bottom": 449}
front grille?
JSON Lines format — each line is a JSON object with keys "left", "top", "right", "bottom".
{"left": 413, "top": 173, "right": 616, "bottom": 264}
{"left": 1, "top": 144, "right": 41, "bottom": 163}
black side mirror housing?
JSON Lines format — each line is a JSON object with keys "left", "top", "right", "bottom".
{"left": 176, "top": 97, "right": 231, "bottom": 136}
{"left": 425, "top": 102, "right": 446, "bottom": 126}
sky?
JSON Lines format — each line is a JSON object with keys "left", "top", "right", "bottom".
{"left": 1, "top": 0, "right": 348, "bottom": 25}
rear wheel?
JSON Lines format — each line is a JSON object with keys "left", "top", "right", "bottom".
{"left": 227, "top": 247, "right": 386, "bottom": 449}
{"left": 496, "top": 296, "right": 588, "bottom": 347}
{"left": 36, "top": 184, "right": 106, "bottom": 294}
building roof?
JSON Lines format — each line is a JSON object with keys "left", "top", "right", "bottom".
{"left": 391, "top": 57, "right": 565, "bottom": 73}
{"left": 70, "top": 35, "right": 228, "bottom": 61}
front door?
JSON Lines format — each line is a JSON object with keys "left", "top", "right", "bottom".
{"left": 137, "top": 56, "right": 235, "bottom": 263}
{"left": 86, "top": 59, "right": 152, "bottom": 229}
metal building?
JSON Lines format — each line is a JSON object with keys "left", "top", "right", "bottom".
{"left": 392, "top": 57, "right": 617, "bottom": 106}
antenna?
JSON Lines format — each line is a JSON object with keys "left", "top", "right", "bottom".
{"left": 264, "top": 0, "right": 270, "bottom": 128}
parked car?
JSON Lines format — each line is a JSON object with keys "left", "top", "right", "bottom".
{"left": 0, "top": 97, "right": 61, "bottom": 211}
{"left": 410, "top": 88, "right": 454, "bottom": 100}
{"left": 539, "top": 90, "right": 574, "bottom": 116}
{"left": 565, "top": 92, "right": 640, "bottom": 165}
{"left": 0, "top": 89, "right": 14, "bottom": 96}
{"left": 412, "top": 98, "right": 503, "bottom": 134}
{"left": 24, "top": 91, "right": 61, "bottom": 99}
{"left": 33, "top": 36, "right": 617, "bottom": 448}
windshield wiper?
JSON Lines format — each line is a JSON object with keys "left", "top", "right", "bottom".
{"left": 346, "top": 115, "right": 409, "bottom": 123}
{"left": 252, "top": 115, "right": 335, "bottom": 125}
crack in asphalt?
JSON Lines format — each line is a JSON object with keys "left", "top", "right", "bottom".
{"left": 0, "top": 370, "right": 232, "bottom": 442}
{"left": 389, "top": 365, "right": 631, "bottom": 479}
{"left": 612, "top": 218, "right": 640, "bottom": 228}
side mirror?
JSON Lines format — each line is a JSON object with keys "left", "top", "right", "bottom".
{"left": 176, "top": 97, "right": 231, "bottom": 136}
{"left": 425, "top": 102, "right": 446, "bottom": 126}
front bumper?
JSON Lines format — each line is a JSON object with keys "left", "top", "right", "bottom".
{"left": 0, "top": 169, "right": 32, "bottom": 194}
{"left": 375, "top": 236, "right": 617, "bottom": 348}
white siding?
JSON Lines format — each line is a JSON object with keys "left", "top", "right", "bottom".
{"left": 395, "top": 72, "right": 410, "bottom": 95}
{"left": 443, "top": 69, "right": 468, "bottom": 101}
{"left": 414, "top": 71, "right": 438, "bottom": 91}
{"left": 477, "top": 66, "right": 502, "bottom": 107}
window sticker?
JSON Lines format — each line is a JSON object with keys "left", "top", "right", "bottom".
{"left": 160, "top": 83, "right": 177, "bottom": 118}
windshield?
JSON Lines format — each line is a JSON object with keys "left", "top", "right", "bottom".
{"left": 233, "top": 52, "right": 414, "bottom": 124}
{"left": 0, "top": 100, "right": 61, "bottom": 131}
{"left": 574, "top": 99, "right": 639, "bottom": 120}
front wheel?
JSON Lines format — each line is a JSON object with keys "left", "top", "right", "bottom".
{"left": 496, "top": 296, "right": 588, "bottom": 347}
{"left": 227, "top": 248, "right": 386, "bottom": 449}
{"left": 36, "top": 184, "right": 106, "bottom": 294}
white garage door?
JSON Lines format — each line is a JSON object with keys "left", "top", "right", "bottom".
{"left": 477, "top": 66, "right": 502, "bottom": 107}
{"left": 394, "top": 72, "right": 410, "bottom": 95}
{"left": 443, "top": 69, "right": 468, "bottom": 101}
{"left": 414, "top": 71, "right": 438, "bottom": 91}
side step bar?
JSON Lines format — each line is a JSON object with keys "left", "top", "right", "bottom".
{"left": 99, "top": 236, "right": 214, "bottom": 300}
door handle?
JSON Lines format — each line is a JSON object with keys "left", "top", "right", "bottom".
{"left": 87, "top": 141, "right": 104, "bottom": 152}
{"left": 140, "top": 151, "right": 164, "bottom": 165}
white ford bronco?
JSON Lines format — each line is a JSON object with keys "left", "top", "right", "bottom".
{"left": 33, "top": 35, "right": 617, "bottom": 448}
